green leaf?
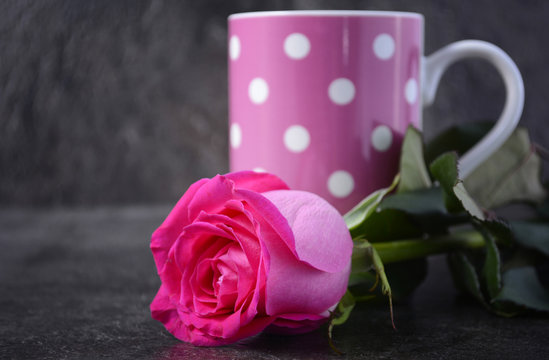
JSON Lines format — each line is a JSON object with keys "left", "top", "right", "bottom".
{"left": 425, "top": 121, "right": 494, "bottom": 164}
{"left": 494, "top": 267, "right": 549, "bottom": 313}
{"left": 464, "top": 128, "right": 547, "bottom": 209}
{"left": 378, "top": 188, "right": 466, "bottom": 235}
{"left": 448, "top": 252, "right": 487, "bottom": 305}
{"left": 344, "top": 174, "right": 399, "bottom": 233}
{"left": 380, "top": 187, "right": 447, "bottom": 215}
{"left": 353, "top": 209, "right": 423, "bottom": 242}
{"left": 511, "top": 221, "right": 549, "bottom": 256}
{"left": 481, "top": 217, "right": 514, "bottom": 247}
{"left": 479, "top": 226, "right": 502, "bottom": 299}
{"left": 429, "top": 152, "right": 463, "bottom": 212}
{"left": 453, "top": 182, "right": 485, "bottom": 220}
{"left": 397, "top": 126, "right": 432, "bottom": 193}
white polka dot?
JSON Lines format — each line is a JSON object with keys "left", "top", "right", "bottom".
{"left": 249, "top": 78, "right": 269, "bottom": 104}
{"left": 327, "top": 171, "right": 355, "bottom": 198}
{"left": 371, "top": 125, "right": 393, "bottom": 152}
{"left": 328, "top": 78, "right": 355, "bottom": 105}
{"left": 284, "top": 125, "right": 310, "bottom": 153}
{"left": 284, "top": 33, "right": 311, "bottom": 59}
{"left": 373, "top": 33, "right": 395, "bottom": 60}
{"left": 253, "top": 167, "right": 267, "bottom": 173}
{"left": 230, "top": 123, "right": 242, "bottom": 149}
{"left": 405, "top": 78, "right": 418, "bottom": 105}
{"left": 229, "top": 35, "right": 241, "bottom": 60}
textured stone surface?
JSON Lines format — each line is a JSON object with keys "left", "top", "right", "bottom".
{"left": 1, "top": 0, "right": 548, "bottom": 205}
{"left": 1, "top": 206, "right": 548, "bottom": 359}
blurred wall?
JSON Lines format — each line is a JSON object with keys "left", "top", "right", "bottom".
{"left": 1, "top": 0, "right": 548, "bottom": 206}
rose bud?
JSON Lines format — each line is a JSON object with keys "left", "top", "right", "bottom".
{"left": 150, "top": 171, "right": 352, "bottom": 346}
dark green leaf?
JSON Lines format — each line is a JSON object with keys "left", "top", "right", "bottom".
{"left": 494, "top": 267, "right": 549, "bottom": 313}
{"left": 448, "top": 252, "right": 486, "bottom": 305}
{"left": 429, "top": 152, "right": 463, "bottom": 212}
{"left": 453, "top": 182, "right": 485, "bottom": 220}
{"left": 380, "top": 187, "right": 447, "bottom": 215}
{"left": 511, "top": 222, "right": 549, "bottom": 256}
{"left": 425, "top": 121, "right": 494, "bottom": 164}
{"left": 379, "top": 188, "right": 467, "bottom": 235}
{"left": 481, "top": 217, "right": 514, "bottom": 247}
{"left": 353, "top": 208, "right": 422, "bottom": 242}
{"left": 479, "top": 227, "right": 502, "bottom": 299}
{"left": 344, "top": 174, "right": 399, "bottom": 234}
{"left": 398, "top": 126, "right": 432, "bottom": 193}
{"left": 463, "top": 128, "right": 546, "bottom": 208}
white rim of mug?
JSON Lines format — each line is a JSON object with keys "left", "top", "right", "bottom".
{"left": 229, "top": 10, "right": 423, "bottom": 20}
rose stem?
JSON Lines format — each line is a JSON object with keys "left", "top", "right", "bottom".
{"left": 371, "top": 229, "right": 486, "bottom": 264}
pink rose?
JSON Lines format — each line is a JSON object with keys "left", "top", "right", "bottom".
{"left": 150, "top": 171, "right": 352, "bottom": 346}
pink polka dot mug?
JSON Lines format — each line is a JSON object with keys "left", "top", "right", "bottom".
{"left": 228, "top": 11, "right": 524, "bottom": 213}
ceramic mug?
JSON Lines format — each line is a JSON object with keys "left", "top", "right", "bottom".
{"left": 227, "top": 10, "right": 524, "bottom": 213}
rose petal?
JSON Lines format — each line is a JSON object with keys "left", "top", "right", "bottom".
{"left": 158, "top": 246, "right": 182, "bottom": 297}
{"left": 234, "top": 188, "right": 298, "bottom": 259}
{"left": 151, "top": 178, "right": 209, "bottom": 273}
{"left": 215, "top": 274, "right": 238, "bottom": 308}
{"left": 151, "top": 284, "right": 190, "bottom": 341}
{"left": 225, "top": 171, "right": 289, "bottom": 193}
{"left": 260, "top": 220, "right": 351, "bottom": 316}
{"left": 224, "top": 245, "right": 256, "bottom": 309}
{"left": 234, "top": 189, "right": 350, "bottom": 316}
{"left": 187, "top": 175, "right": 237, "bottom": 222}
{"left": 192, "top": 210, "right": 261, "bottom": 310}
{"left": 195, "top": 260, "right": 216, "bottom": 296}
{"left": 181, "top": 304, "right": 259, "bottom": 341}
{"left": 174, "top": 222, "right": 234, "bottom": 308}
{"left": 180, "top": 311, "right": 274, "bottom": 346}
{"left": 157, "top": 263, "right": 273, "bottom": 346}
{"left": 262, "top": 190, "right": 353, "bottom": 273}
{"left": 242, "top": 247, "right": 269, "bottom": 324}
{"left": 174, "top": 221, "right": 234, "bottom": 271}
{"left": 195, "top": 209, "right": 261, "bottom": 272}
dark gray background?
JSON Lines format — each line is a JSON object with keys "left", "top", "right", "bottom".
{"left": 1, "top": 0, "right": 548, "bottom": 206}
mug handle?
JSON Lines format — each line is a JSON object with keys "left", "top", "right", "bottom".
{"left": 422, "top": 40, "right": 525, "bottom": 178}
